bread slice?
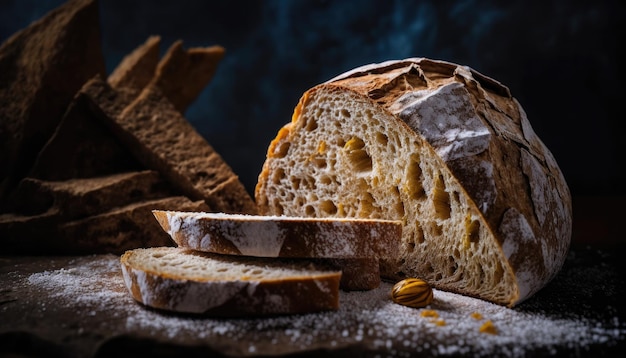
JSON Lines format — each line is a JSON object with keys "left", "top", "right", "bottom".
{"left": 152, "top": 210, "right": 401, "bottom": 259}
{"left": 108, "top": 35, "right": 161, "bottom": 93}
{"left": 149, "top": 40, "right": 225, "bottom": 112}
{"left": 8, "top": 171, "right": 168, "bottom": 218}
{"left": 255, "top": 58, "right": 572, "bottom": 307}
{"left": 78, "top": 76, "right": 256, "bottom": 214}
{"left": 0, "top": 0, "right": 105, "bottom": 202}
{"left": 120, "top": 247, "right": 341, "bottom": 316}
{"left": 58, "top": 196, "right": 209, "bottom": 254}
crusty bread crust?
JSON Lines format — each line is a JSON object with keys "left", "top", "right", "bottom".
{"left": 152, "top": 210, "right": 401, "bottom": 259}
{"left": 120, "top": 247, "right": 341, "bottom": 316}
{"left": 255, "top": 58, "right": 572, "bottom": 307}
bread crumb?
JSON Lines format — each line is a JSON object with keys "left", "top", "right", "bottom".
{"left": 420, "top": 309, "right": 439, "bottom": 318}
{"left": 479, "top": 320, "right": 498, "bottom": 335}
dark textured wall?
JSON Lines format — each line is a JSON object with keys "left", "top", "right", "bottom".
{"left": 1, "top": 0, "right": 624, "bottom": 197}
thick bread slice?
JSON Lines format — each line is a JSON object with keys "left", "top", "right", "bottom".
{"left": 108, "top": 35, "right": 161, "bottom": 93}
{"left": 80, "top": 76, "right": 256, "bottom": 214}
{"left": 152, "top": 210, "right": 401, "bottom": 259}
{"left": 149, "top": 40, "right": 225, "bottom": 112}
{"left": 255, "top": 58, "right": 572, "bottom": 307}
{"left": 120, "top": 247, "right": 341, "bottom": 316}
{"left": 0, "top": 0, "right": 105, "bottom": 203}
{"left": 8, "top": 171, "right": 169, "bottom": 218}
{"left": 28, "top": 85, "right": 141, "bottom": 180}
{"left": 57, "top": 196, "right": 209, "bottom": 254}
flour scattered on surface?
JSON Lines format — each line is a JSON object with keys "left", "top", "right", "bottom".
{"left": 20, "top": 254, "right": 626, "bottom": 357}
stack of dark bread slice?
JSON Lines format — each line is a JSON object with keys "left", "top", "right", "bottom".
{"left": 0, "top": 0, "right": 255, "bottom": 255}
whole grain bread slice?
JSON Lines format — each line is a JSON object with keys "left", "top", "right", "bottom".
{"left": 120, "top": 247, "right": 341, "bottom": 316}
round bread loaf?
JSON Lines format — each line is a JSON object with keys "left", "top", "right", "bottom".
{"left": 255, "top": 58, "right": 572, "bottom": 307}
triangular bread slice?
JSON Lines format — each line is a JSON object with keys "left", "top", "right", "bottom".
{"left": 120, "top": 247, "right": 341, "bottom": 316}
{"left": 255, "top": 58, "right": 572, "bottom": 307}
{"left": 152, "top": 210, "right": 401, "bottom": 259}
{"left": 0, "top": 0, "right": 105, "bottom": 202}
{"left": 108, "top": 35, "right": 161, "bottom": 93}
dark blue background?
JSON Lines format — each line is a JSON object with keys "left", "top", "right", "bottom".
{"left": 1, "top": 0, "right": 623, "bottom": 197}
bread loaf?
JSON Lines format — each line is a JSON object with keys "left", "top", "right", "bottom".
{"left": 255, "top": 58, "right": 572, "bottom": 307}
{"left": 152, "top": 210, "right": 401, "bottom": 259}
{"left": 120, "top": 247, "right": 341, "bottom": 316}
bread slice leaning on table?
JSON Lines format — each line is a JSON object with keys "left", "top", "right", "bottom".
{"left": 255, "top": 58, "right": 572, "bottom": 307}
{"left": 120, "top": 247, "right": 341, "bottom": 316}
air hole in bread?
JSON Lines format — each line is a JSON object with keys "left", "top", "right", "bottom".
{"left": 273, "top": 168, "right": 285, "bottom": 184}
{"left": 321, "top": 200, "right": 337, "bottom": 215}
{"left": 392, "top": 186, "right": 405, "bottom": 217}
{"left": 344, "top": 137, "right": 372, "bottom": 173}
{"left": 216, "top": 267, "right": 228, "bottom": 272}
{"left": 433, "top": 174, "right": 451, "bottom": 220}
{"left": 305, "top": 205, "right": 315, "bottom": 216}
{"left": 407, "top": 242, "right": 416, "bottom": 252}
{"left": 432, "top": 222, "right": 443, "bottom": 237}
{"left": 447, "top": 255, "right": 458, "bottom": 276}
{"left": 152, "top": 253, "right": 165, "bottom": 258}
{"left": 375, "top": 131, "right": 388, "bottom": 146}
{"left": 273, "top": 200, "right": 284, "bottom": 215}
{"left": 406, "top": 154, "right": 425, "bottom": 200}
{"left": 320, "top": 175, "right": 332, "bottom": 185}
{"left": 313, "top": 158, "right": 327, "bottom": 169}
{"left": 341, "top": 109, "right": 351, "bottom": 118}
{"left": 464, "top": 216, "right": 481, "bottom": 248}
{"left": 305, "top": 117, "right": 318, "bottom": 131}
{"left": 359, "top": 191, "right": 376, "bottom": 217}
{"left": 273, "top": 141, "right": 291, "bottom": 158}
{"left": 414, "top": 225, "right": 425, "bottom": 244}
{"left": 251, "top": 269, "right": 263, "bottom": 275}
{"left": 290, "top": 177, "right": 301, "bottom": 190}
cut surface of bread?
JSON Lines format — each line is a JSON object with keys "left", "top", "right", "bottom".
{"left": 120, "top": 247, "right": 341, "bottom": 316}
{"left": 152, "top": 210, "right": 401, "bottom": 259}
{"left": 255, "top": 58, "right": 572, "bottom": 307}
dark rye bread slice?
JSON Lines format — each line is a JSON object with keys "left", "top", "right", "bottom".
{"left": 1, "top": 196, "right": 208, "bottom": 255}
{"left": 120, "top": 247, "right": 341, "bottom": 316}
{"left": 0, "top": 0, "right": 105, "bottom": 203}
{"left": 58, "top": 197, "right": 209, "bottom": 254}
{"left": 8, "top": 171, "right": 169, "bottom": 218}
{"left": 108, "top": 35, "right": 161, "bottom": 94}
{"left": 152, "top": 210, "right": 401, "bottom": 259}
{"left": 28, "top": 82, "right": 141, "bottom": 181}
{"left": 110, "top": 82, "right": 256, "bottom": 214}
{"left": 149, "top": 40, "right": 225, "bottom": 113}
